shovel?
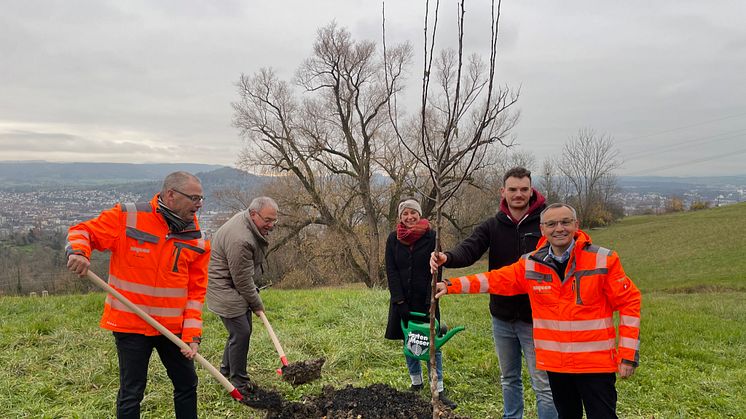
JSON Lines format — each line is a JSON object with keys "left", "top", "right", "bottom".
{"left": 85, "top": 270, "right": 244, "bottom": 402}
{"left": 257, "top": 311, "right": 289, "bottom": 373}
{"left": 258, "top": 311, "right": 324, "bottom": 385}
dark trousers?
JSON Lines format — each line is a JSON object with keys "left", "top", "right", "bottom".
{"left": 546, "top": 371, "right": 617, "bottom": 419}
{"left": 113, "top": 332, "right": 198, "bottom": 419}
{"left": 219, "top": 311, "right": 253, "bottom": 387}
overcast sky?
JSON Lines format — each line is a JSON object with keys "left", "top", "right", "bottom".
{"left": 2, "top": 0, "right": 745, "bottom": 176}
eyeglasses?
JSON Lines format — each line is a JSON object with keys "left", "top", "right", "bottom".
{"left": 540, "top": 218, "right": 575, "bottom": 229}
{"left": 258, "top": 215, "right": 278, "bottom": 226}
{"left": 252, "top": 212, "right": 278, "bottom": 226}
{"left": 172, "top": 189, "right": 204, "bottom": 203}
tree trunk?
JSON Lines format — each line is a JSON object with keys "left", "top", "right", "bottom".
{"left": 430, "top": 192, "right": 442, "bottom": 417}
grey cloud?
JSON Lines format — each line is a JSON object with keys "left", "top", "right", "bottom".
{"left": 1, "top": 0, "right": 744, "bottom": 176}
{"left": 0, "top": 130, "right": 176, "bottom": 155}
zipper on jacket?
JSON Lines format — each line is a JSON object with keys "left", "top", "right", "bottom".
{"left": 170, "top": 241, "right": 206, "bottom": 273}
{"left": 172, "top": 246, "right": 182, "bottom": 272}
{"left": 172, "top": 247, "right": 183, "bottom": 272}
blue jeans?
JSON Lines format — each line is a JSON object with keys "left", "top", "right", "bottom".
{"left": 405, "top": 349, "right": 444, "bottom": 392}
{"left": 492, "top": 316, "right": 557, "bottom": 419}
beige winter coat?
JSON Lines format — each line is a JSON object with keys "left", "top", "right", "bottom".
{"left": 206, "top": 210, "right": 267, "bottom": 318}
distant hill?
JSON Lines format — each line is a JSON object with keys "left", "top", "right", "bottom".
{"left": 197, "top": 166, "right": 268, "bottom": 189}
{"left": 0, "top": 161, "right": 227, "bottom": 186}
{"left": 618, "top": 175, "right": 746, "bottom": 194}
{"left": 3, "top": 162, "right": 743, "bottom": 191}
{"left": 620, "top": 175, "right": 746, "bottom": 185}
{"left": 0, "top": 161, "right": 270, "bottom": 212}
{"left": 97, "top": 167, "right": 269, "bottom": 211}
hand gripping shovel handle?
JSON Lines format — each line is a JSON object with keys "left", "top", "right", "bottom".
{"left": 257, "top": 311, "right": 288, "bottom": 374}
{"left": 85, "top": 270, "right": 244, "bottom": 401}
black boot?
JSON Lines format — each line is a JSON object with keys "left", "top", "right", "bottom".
{"left": 438, "top": 390, "right": 457, "bottom": 409}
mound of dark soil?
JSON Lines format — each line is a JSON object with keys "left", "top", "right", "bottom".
{"left": 238, "top": 382, "right": 283, "bottom": 410}
{"left": 264, "top": 383, "right": 465, "bottom": 419}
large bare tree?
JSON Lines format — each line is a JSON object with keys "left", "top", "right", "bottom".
{"left": 232, "top": 23, "right": 413, "bottom": 287}
{"left": 555, "top": 128, "right": 622, "bottom": 227}
{"left": 537, "top": 159, "right": 562, "bottom": 204}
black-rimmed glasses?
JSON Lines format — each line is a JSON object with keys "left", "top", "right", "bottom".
{"left": 172, "top": 189, "right": 204, "bottom": 203}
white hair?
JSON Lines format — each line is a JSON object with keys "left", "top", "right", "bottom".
{"left": 248, "top": 196, "right": 278, "bottom": 212}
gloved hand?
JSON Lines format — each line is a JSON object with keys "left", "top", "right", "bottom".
{"left": 395, "top": 302, "right": 411, "bottom": 326}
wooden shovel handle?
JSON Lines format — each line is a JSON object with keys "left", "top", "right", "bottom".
{"left": 257, "top": 311, "right": 288, "bottom": 367}
{"left": 85, "top": 270, "right": 243, "bottom": 401}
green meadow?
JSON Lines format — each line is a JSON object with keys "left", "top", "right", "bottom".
{"left": 1, "top": 203, "right": 745, "bottom": 418}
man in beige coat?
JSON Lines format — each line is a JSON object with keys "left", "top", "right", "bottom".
{"left": 206, "top": 196, "right": 278, "bottom": 390}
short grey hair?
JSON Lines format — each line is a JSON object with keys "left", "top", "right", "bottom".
{"left": 540, "top": 203, "right": 577, "bottom": 222}
{"left": 161, "top": 171, "right": 200, "bottom": 195}
{"left": 248, "top": 196, "right": 278, "bottom": 213}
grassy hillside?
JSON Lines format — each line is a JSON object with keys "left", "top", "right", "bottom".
{"left": 591, "top": 202, "right": 746, "bottom": 292}
{"left": 1, "top": 204, "right": 745, "bottom": 418}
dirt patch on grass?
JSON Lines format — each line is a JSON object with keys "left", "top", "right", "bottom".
{"left": 238, "top": 382, "right": 283, "bottom": 411}
{"left": 247, "top": 383, "right": 465, "bottom": 418}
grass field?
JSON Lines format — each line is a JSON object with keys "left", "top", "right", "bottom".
{"left": 1, "top": 203, "right": 745, "bottom": 418}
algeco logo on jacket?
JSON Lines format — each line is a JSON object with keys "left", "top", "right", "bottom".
{"left": 532, "top": 284, "right": 552, "bottom": 294}
{"left": 130, "top": 246, "right": 151, "bottom": 256}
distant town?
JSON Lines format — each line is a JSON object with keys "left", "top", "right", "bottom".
{"left": 615, "top": 177, "right": 746, "bottom": 215}
{"left": 2, "top": 175, "right": 745, "bottom": 238}
{"left": 0, "top": 162, "right": 262, "bottom": 238}
{"left": 0, "top": 187, "right": 234, "bottom": 238}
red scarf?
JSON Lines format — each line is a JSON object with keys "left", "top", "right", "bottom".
{"left": 396, "top": 218, "right": 431, "bottom": 246}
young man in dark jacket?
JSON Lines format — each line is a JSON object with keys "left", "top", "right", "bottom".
{"left": 431, "top": 167, "right": 557, "bottom": 419}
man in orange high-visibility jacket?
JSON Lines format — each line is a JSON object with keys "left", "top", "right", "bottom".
{"left": 66, "top": 171, "right": 210, "bottom": 419}
{"left": 435, "top": 203, "right": 640, "bottom": 419}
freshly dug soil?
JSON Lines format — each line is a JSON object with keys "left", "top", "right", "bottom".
{"left": 238, "top": 382, "right": 283, "bottom": 411}
{"left": 263, "top": 383, "right": 466, "bottom": 419}
{"left": 281, "top": 357, "right": 325, "bottom": 386}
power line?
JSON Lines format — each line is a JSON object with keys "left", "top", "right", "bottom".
{"left": 625, "top": 147, "right": 746, "bottom": 176}
{"left": 616, "top": 110, "right": 746, "bottom": 143}
{"left": 622, "top": 128, "right": 746, "bottom": 162}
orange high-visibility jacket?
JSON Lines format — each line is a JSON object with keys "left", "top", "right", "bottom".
{"left": 446, "top": 230, "right": 640, "bottom": 374}
{"left": 66, "top": 195, "right": 210, "bottom": 344}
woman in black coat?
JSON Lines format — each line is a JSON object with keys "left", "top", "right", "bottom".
{"left": 384, "top": 199, "right": 456, "bottom": 408}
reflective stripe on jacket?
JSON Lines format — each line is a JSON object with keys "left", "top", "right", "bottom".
{"left": 66, "top": 195, "right": 210, "bottom": 344}
{"left": 447, "top": 229, "right": 641, "bottom": 373}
